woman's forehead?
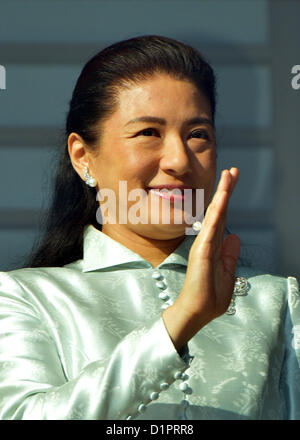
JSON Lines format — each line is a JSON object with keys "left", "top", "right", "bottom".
{"left": 114, "top": 76, "right": 212, "bottom": 124}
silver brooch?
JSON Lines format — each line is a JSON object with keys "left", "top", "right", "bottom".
{"left": 226, "top": 276, "right": 249, "bottom": 315}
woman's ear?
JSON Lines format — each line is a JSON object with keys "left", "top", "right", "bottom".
{"left": 67, "top": 133, "right": 90, "bottom": 180}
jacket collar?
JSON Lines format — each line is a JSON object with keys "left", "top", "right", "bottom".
{"left": 82, "top": 224, "right": 196, "bottom": 272}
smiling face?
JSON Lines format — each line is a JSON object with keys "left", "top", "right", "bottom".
{"left": 87, "top": 73, "right": 217, "bottom": 240}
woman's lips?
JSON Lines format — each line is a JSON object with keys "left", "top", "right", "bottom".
{"left": 146, "top": 187, "right": 193, "bottom": 202}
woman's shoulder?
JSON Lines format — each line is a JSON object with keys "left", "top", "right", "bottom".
{"left": 235, "top": 264, "right": 299, "bottom": 301}
{"left": 236, "top": 264, "right": 298, "bottom": 280}
{"left": 0, "top": 262, "right": 86, "bottom": 317}
{"left": 0, "top": 260, "right": 84, "bottom": 290}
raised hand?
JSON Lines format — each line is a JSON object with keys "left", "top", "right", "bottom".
{"left": 162, "top": 168, "right": 241, "bottom": 352}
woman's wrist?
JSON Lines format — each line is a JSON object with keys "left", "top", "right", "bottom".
{"left": 162, "top": 304, "right": 207, "bottom": 352}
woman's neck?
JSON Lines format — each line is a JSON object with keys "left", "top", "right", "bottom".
{"left": 101, "top": 224, "right": 185, "bottom": 268}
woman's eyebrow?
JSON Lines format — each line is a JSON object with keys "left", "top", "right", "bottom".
{"left": 124, "top": 116, "right": 213, "bottom": 127}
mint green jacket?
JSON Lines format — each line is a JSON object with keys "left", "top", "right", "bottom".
{"left": 0, "top": 225, "right": 299, "bottom": 420}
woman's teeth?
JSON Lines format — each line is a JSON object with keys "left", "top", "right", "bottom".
{"left": 156, "top": 188, "right": 182, "bottom": 194}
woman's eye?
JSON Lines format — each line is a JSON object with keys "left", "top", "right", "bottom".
{"left": 138, "top": 128, "right": 158, "bottom": 137}
{"left": 136, "top": 128, "right": 210, "bottom": 140}
{"left": 190, "top": 130, "right": 210, "bottom": 140}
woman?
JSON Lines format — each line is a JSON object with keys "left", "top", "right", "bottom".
{"left": 0, "top": 35, "right": 299, "bottom": 420}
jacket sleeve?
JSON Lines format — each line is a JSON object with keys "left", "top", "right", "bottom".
{"left": 0, "top": 272, "right": 190, "bottom": 420}
{"left": 280, "top": 276, "right": 300, "bottom": 420}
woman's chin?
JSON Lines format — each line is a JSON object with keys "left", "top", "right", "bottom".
{"left": 128, "top": 221, "right": 190, "bottom": 240}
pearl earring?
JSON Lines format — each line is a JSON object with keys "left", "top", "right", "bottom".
{"left": 83, "top": 166, "right": 97, "bottom": 187}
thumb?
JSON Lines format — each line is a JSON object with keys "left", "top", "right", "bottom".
{"left": 221, "top": 234, "right": 241, "bottom": 275}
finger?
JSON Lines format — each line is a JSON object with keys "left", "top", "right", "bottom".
{"left": 214, "top": 167, "right": 239, "bottom": 236}
{"left": 204, "top": 170, "right": 230, "bottom": 224}
{"left": 201, "top": 190, "right": 225, "bottom": 234}
{"left": 202, "top": 169, "right": 237, "bottom": 255}
{"left": 215, "top": 167, "right": 239, "bottom": 245}
{"left": 221, "top": 233, "right": 241, "bottom": 275}
{"left": 215, "top": 169, "right": 232, "bottom": 195}
{"left": 228, "top": 167, "right": 239, "bottom": 196}
{"left": 214, "top": 191, "right": 230, "bottom": 259}
{"left": 209, "top": 167, "right": 239, "bottom": 209}
{"left": 205, "top": 170, "right": 232, "bottom": 230}
{"left": 197, "top": 189, "right": 228, "bottom": 254}
{"left": 215, "top": 169, "right": 238, "bottom": 250}
{"left": 195, "top": 170, "right": 235, "bottom": 256}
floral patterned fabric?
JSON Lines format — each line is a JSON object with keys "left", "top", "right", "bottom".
{"left": 0, "top": 224, "right": 299, "bottom": 420}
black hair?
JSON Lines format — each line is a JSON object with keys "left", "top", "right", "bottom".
{"left": 25, "top": 34, "right": 217, "bottom": 268}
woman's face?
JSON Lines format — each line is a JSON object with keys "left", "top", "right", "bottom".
{"left": 89, "top": 73, "right": 216, "bottom": 240}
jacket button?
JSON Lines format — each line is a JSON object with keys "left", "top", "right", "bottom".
{"left": 179, "top": 382, "right": 189, "bottom": 392}
{"left": 160, "top": 382, "right": 169, "bottom": 391}
{"left": 156, "top": 281, "right": 167, "bottom": 289}
{"left": 152, "top": 271, "right": 161, "bottom": 279}
{"left": 174, "top": 371, "right": 183, "bottom": 380}
{"left": 150, "top": 392, "right": 159, "bottom": 400}
{"left": 138, "top": 403, "right": 147, "bottom": 413}
{"left": 159, "top": 291, "right": 169, "bottom": 300}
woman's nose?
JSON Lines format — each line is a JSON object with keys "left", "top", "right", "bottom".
{"left": 159, "top": 135, "right": 192, "bottom": 176}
